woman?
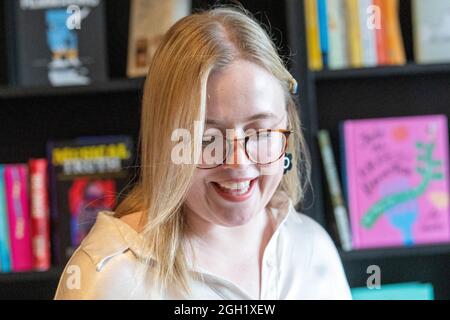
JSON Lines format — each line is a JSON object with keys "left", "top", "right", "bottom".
{"left": 54, "top": 6, "right": 351, "bottom": 300}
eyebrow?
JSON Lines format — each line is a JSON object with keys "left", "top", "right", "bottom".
{"left": 206, "top": 112, "right": 279, "bottom": 126}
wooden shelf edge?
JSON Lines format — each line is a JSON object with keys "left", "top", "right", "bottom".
{"left": 339, "top": 243, "right": 450, "bottom": 262}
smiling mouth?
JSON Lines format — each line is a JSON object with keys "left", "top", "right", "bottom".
{"left": 211, "top": 178, "right": 258, "bottom": 201}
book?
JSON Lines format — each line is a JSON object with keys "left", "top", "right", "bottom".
{"left": 318, "top": 130, "right": 352, "bottom": 251}
{"left": 6, "top": 0, "right": 108, "bottom": 87}
{"left": 342, "top": 115, "right": 450, "bottom": 249}
{"left": 47, "top": 136, "right": 134, "bottom": 263}
{"left": 352, "top": 282, "right": 434, "bottom": 300}
{"left": 326, "top": 0, "right": 348, "bottom": 69}
{"left": 29, "top": 159, "right": 51, "bottom": 271}
{"left": 345, "top": 0, "right": 363, "bottom": 68}
{"left": 412, "top": 0, "right": 450, "bottom": 64}
{"left": 373, "top": 0, "right": 389, "bottom": 65}
{"left": 0, "top": 165, "right": 12, "bottom": 272}
{"left": 384, "top": 0, "right": 406, "bottom": 65}
{"left": 358, "top": 0, "right": 377, "bottom": 67}
{"left": 305, "top": 0, "right": 323, "bottom": 71}
{"left": 4, "top": 164, "right": 33, "bottom": 272}
{"left": 317, "top": 0, "right": 329, "bottom": 67}
{"left": 127, "top": 0, "right": 191, "bottom": 78}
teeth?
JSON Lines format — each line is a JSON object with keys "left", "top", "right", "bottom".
{"left": 216, "top": 180, "right": 251, "bottom": 194}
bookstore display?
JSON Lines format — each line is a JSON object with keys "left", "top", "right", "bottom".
{"left": 0, "top": 136, "right": 134, "bottom": 273}
{"left": 0, "top": 0, "right": 450, "bottom": 300}
{"left": 290, "top": 0, "right": 450, "bottom": 300}
{"left": 305, "top": 0, "right": 450, "bottom": 71}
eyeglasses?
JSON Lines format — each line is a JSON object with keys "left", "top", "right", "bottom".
{"left": 197, "top": 129, "right": 292, "bottom": 169}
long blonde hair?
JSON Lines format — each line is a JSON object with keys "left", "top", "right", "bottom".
{"left": 115, "top": 5, "right": 311, "bottom": 296}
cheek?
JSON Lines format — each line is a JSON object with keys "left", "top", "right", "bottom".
{"left": 258, "top": 158, "right": 284, "bottom": 194}
{"left": 184, "top": 171, "right": 210, "bottom": 209}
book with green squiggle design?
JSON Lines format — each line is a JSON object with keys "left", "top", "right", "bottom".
{"left": 342, "top": 115, "right": 450, "bottom": 249}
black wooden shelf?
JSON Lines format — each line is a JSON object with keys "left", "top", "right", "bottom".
{"left": 0, "top": 77, "right": 145, "bottom": 99}
{"left": 313, "top": 63, "right": 450, "bottom": 81}
{"left": 0, "top": 267, "right": 62, "bottom": 283}
{"left": 339, "top": 244, "right": 450, "bottom": 262}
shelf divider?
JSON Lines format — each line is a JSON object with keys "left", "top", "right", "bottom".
{"left": 314, "top": 63, "right": 450, "bottom": 81}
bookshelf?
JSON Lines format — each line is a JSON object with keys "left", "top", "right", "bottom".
{"left": 0, "top": 0, "right": 288, "bottom": 300}
{"left": 286, "top": 0, "right": 450, "bottom": 299}
{"left": 0, "top": 0, "right": 146, "bottom": 299}
{"left": 1, "top": 0, "right": 449, "bottom": 300}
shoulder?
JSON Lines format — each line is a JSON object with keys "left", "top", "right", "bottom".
{"left": 281, "top": 210, "right": 352, "bottom": 299}
{"left": 54, "top": 211, "right": 145, "bottom": 300}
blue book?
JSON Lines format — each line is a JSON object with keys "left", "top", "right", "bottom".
{"left": 352, "top": 282, "right": 434, "bottom": 300}
{"left": 339, "top": 122, "right": 348, "bottom": 205}
{"left": 0, "top": 165, "right": 12, "bottom": 272}
{"left": 317, "top": 0, "right": 329, "bottom": 67}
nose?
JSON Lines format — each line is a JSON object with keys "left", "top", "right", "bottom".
{"left": 223, "top": 134, "right": 251, "bottom": 169}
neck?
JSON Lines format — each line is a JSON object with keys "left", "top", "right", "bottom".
{"left": 183, "top": 206, "right": 275, "bottom": 259}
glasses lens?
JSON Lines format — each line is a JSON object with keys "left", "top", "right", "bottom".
{"left": 247, "top": 131, "right": 286, "bottom": 165}
{"left": 197, "top": 135, "right": 226, "bottom": 168}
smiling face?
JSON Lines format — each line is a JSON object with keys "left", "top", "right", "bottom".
{"left": 183, "top": 59, "right": 288, "bottom": 227}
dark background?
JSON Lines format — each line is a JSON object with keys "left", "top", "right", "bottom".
{"left": 0, "top": 0, "right": 449, "bottom": 300}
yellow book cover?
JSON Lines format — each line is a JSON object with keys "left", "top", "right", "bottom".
{"left": 384, "top": 0, "right": 406, "bottom": 65}
{"left": 305, "top": 0, "right": 323, "bottom": 71}
{"left": 345, "top": 0, "right": 363, "bottom": 68}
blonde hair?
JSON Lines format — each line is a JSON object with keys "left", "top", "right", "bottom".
{"left": 115, "top": 5, "right": 311, "bottom": 296}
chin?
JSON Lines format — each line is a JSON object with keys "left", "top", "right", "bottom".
{"left": 219, "top": 208, "right": 256, "bottom": 227}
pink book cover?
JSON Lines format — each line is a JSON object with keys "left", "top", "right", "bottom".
{"left": 4, "top": 164, "right": 33, "bottom": 271}
{"left": 343, "top": 114, "right": 450, "bottom": 249}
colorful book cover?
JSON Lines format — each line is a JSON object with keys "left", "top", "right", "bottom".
{"left": 373, "top": 0, "right": 389, "bottom": 65}
{"left": 345, "top": 0, "right": 363, "bottom": 68}
{"left": 326, "top": 0, "right": 348, "bottom": 69}
{"left": 47, "top": 136, "right": 134, "bottom": 263}
{"left": 6, "top": 0, "right": 108, "bottom": 87}
{"left": 358, "top": 0, "right": 377, "bottom": 67}
{"left": 342, "top": 115, "right": 450, "bottom": 249}
{"left": 29, "top": 159, "right": 51, "bottom": 271}
{"left": 305, "top": 0, "right": 323, "bottom": 70}
{"left": 412, "top": 0, "right": 450, "bottom": 64}
{"left": 317, "top": 0, "right": 329, "bottom": 67}
{"left": 0, "top": 165, "right": 12, "bottom": 272}
{"left": 4, "top": 164, "right": 33, "bottom": 272}
{"left": 384, "top": 0, "right": 406, "bottom": 65}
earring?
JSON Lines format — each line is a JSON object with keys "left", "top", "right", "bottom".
{"left": 284, "top": 153, "right": 293, "bottom": 175}
{"left": 289, "top": 78, "right": 298, "bottom": 95}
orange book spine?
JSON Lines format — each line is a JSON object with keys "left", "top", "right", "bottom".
{"left": 384, "top": 0, "right": 406, "bottom": 65}
{"left": 373, "top": 0, "right": 388, "bottom": 65}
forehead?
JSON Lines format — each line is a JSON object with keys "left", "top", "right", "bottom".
{"left": 206, "top": 59, "right": 286, "bottom": 126}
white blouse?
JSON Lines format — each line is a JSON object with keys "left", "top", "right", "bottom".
{"left": 54, "top": 191, "right": 352, "bottom": 300}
